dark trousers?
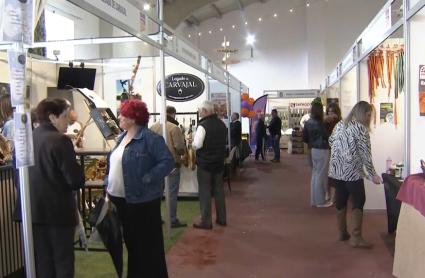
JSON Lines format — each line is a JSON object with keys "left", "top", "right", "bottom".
{"left": 33, "top": 224, "right": 75, "bottom": 278}
{"left": 197, "top": 167, "right": 226, "bottom": 225}
{"left": 110, "top": 196, "right": 168, "bottom": 278}
{"left": 272, "top": 135, "right": 281, "bottom": 161}
{"left": 334, "top": 179, "right": 366, "bottom": 210}
{"left": 255, "top": 138, "right": 265, "bottom": 160}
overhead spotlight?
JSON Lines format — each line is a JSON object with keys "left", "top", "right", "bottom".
{"left": 246, "top": 34, "right": 255, "bottom": 46}
{"left": 289, "top": 8, "right": 294, "bottom": 13}
{"left": 245, "top": 21, "right": 248, "bottom": 25}
{"left": 220, "top": 27, "right": 223, "bottom": 31}
{"left": 306, "top": 2, "right": 310, "bottom": 7}
{"left": 143, "top": 3, "right": 150, "bottom": 11}
{"left": 209, "top": 30, "right": 212, "bottom": 34}
{"left": 188, "top": 34, "right": 191, "bottom": 38}
{"left": 274, "top": 13, "right": 278, "bottom": 17}
{"left": 258, "top": 17, "right": 262, "bottom": 22}
{"left": 232, "top": 25, "right": 236, "bottom": 29}
{"left": 198, "top": 32, "right": 202, "bottom": 36}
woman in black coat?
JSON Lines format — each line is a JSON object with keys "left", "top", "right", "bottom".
{"left": 22, "top": 98, "right": 85, "bottom": 277}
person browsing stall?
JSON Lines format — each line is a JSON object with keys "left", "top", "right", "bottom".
{"left": 191, "top": 100, "right": 227, "bottom": 229}
{"left": 268, "top": 109, "right": 282, "bottom": 162}
{"left": 106, "top": 99, "right": 174, "bottom": 277}
{"left": 151, "top": 106, "right": 187, "bottom": 228}
{"left": 329, "top": 101, "right": 382, "bottom": 248}
{"left": 20, "top": 98, "right": 85, "bottom": 278}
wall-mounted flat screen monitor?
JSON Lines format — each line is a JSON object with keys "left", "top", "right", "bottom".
{"left": 57, "top": 67, "right": 96, "bottom": 90}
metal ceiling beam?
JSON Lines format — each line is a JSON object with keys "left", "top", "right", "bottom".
{"left": 210, "top": 3, "right": 223, "bottom": 18}
{"left": 185, "top": 15, "right": 200, "bottom": 26}
{"left": 235, "top": 0, "right": 244, "bottom": 10}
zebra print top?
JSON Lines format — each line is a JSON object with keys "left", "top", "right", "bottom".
{"left": 328, "top": 120, "right": 377, "bottom": 181}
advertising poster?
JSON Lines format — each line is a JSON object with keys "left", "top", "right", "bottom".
{"left": 210, "top": 92, "right": 228, "bottom": 120}
{"left": 419, "top": 65, "right": 425, "bottom": 116}
{"left": 7, "top": 49, "right": 26, "bottom": 106}
{"left": 380, "top": 103, "right": 394, "bottom": 123}
{"left": 0, "top": 0, "right": 34, "bottom": 44}
{"left": 14, "top": 112, "right": 34, "bottom": 168}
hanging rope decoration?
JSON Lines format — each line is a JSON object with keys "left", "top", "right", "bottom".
{"left": 367, "top": 45, "right": 404, "bottom": 127}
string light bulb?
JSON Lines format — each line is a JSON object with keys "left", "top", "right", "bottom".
{"left": 198, "top": 32, "right": 202, "bottom": 36}
{"left": 232, "top": 25, "right": 236, "bottom": 29}
{"left": 306, "top": 2, "right": 310, "bottom": 7}
{"left": 188, "top": 34, "right": 191, "bottom": 38}
{"left": 258, "top": 17, "right": 262, "bottom": 22}
{"left": 220, "top": 27, "right": 223, "bottom": 31}
{"left": 245, "top": 21, "right": 248, "bottom": 25}
{"left": 209, "top": 30, "right": 212, "bottom": 34}
{"left": 274, "top": 13, "right": 278, "bottom": 17}
{"left": 289, "top": 8, "right": 294, "bottom": 13}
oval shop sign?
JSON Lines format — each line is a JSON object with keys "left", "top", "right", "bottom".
{"left": 157, "top": 73, "right": 205, "bottom": 102}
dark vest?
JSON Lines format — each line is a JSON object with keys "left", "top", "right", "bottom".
{"left": 196, "top": 114, "right": 227, "bottom": 173}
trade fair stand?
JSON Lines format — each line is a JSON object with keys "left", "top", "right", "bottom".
{"left": 320, "top": 0, "right": 425, "bottom": 276}
{"left": 0, "top": 0, "right": 247, "bottom": 276}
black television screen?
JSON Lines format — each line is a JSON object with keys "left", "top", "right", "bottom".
{"left": 57, "top": 67, "right": 96, "bottom": 90}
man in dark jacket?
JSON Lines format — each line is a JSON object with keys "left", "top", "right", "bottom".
{"left": 268, "top": 109, "right": 282, "bottom": 162}
{"left": 192, "top": 100, "right": 227, "bottom": 229}
{"left": 255, "top": 114, "right": 267, "bottom": 161}
{"left": 27, "top": 98, "right": 85, "bottom": 278}
{"left": 230, "top": 112, "right": 242, "bottom": 148}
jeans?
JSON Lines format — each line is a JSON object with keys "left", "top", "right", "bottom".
{"left": 168, "top": 168, "right": 181, "bottom": 223}
{"left": 272, "top": 135, "right": 281, "bottom": 161}
{"left": 310, "top": 148, "right": 329, "bottom": 206}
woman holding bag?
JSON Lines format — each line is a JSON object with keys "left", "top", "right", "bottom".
{"left": 106, "top": 99, "right": 174, "bottom": 277}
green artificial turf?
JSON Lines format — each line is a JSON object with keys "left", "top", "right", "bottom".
{"left": 75, "top": 199, "right": 198, "bottom": 278}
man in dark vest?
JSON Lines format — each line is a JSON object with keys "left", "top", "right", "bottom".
{"left": 191, "top": 100, "right": 227, "bottom": 229}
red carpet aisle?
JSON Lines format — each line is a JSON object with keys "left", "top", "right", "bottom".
{"left": 166, "top": 155, "right": 394, "bottom": 278}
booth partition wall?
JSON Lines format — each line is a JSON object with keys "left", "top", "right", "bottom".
{"left": 319, "top": 0, "right": 425, "bottom": 210}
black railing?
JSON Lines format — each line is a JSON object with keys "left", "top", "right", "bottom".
{"left": 0, "top": 165, "right": 24, "bottom": 278}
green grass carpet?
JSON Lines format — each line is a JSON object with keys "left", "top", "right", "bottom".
{"left": 75, "top": 199, "right": 198, "bottom": 277}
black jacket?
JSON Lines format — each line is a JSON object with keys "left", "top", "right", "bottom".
{"left": 303, "top": 118, "right": 329, "bottom": 149}
{"left": 230, "top": 120, "right": 242, "bottom": 147}
{"left": 17, "top": 123, "right": 85, "bottom": 226}
{"left": 196, "top": 114, "right": 227, "bottom": 173}
{"left": 256, "top": 119, "right": 266, "bottom": 140}
{"left": 268, "top": 116, "right": 282, "bottom": 137}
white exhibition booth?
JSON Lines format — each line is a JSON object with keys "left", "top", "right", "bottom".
{"left": 320, "top": 1, "right": 425, "bottom": 276}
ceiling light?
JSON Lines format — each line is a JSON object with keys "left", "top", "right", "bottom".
{"left": 209, "top": 30, "right": 212, "bottom": 34}
{"left": 274, "top": 13, "right": 278, "bottom": 17}
{"left": 258, "top": 17, "right": 262, "bottom": 22}
{"left": 245, "top": 21, "right": 248, "bottom": 25}
{"left": 220, "top": 27, "right": 223, "bottom": 31}
{"left": 198, "top": 32, "right": 202, "bottom": 36}
{"left": 246, "top": 34, "right": 255, "bottom": 46}
{"left": 188, "top": 34, "right": 191, "bottom": 38}
{"left": 306, "top": 2, "right": 310, "bottom": 7}
{"left": 232, "top": 25, "right": 236, "bottom": 29}
{"left": 289, "top": 8, "right": 294, "bottom": 13}
{"left": 143, "top": 3, "right": 151, "bottom": 11}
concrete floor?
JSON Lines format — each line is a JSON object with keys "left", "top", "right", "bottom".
{"left": 166, "top": 154, "right": 395, "bottom": 278}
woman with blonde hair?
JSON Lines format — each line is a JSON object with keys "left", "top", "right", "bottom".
{"left": 329, "top": 101, "right": 382, "bottom": 248}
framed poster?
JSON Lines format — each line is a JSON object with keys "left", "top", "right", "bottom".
{"left": 380, "top": 103, "right": 394, "bottom": 123}
{"left": 419, "top": 65, "right": 425, "bottom": 116}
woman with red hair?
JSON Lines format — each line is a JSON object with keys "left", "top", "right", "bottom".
{"left": 106, "top": 100, "right": 174, "bottom": 277}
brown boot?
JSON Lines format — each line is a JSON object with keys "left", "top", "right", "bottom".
{"left": 337, "top": 208, "right": 350, "bottom": 241}
{"left": 349, "top": 209, "right": 373, "bottom": 249}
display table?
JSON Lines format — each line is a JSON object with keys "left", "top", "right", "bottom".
{"left": 382, "top": 173, "right": 402, "bottom": 233}
{"left": 393, "top": 174, "right": 425, "bottom": 278}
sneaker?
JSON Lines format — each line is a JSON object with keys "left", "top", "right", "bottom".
{"left": 171, "top": 220, "right": 188, "bottom": 228}
{"left": 317, "top": 201, "right": 333, "bottom": 208}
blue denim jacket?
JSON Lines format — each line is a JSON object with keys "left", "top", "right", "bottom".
{"left": 107, "top": 126, "right": 174, "bottom": 204}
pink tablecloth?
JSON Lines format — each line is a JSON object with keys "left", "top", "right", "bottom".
{"left": 397, "top": 174, "right": 425, "bottom": 217}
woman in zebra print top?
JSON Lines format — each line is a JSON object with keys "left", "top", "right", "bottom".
{"left": 328, "top": 101, "right": 382, "bottom": 249}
